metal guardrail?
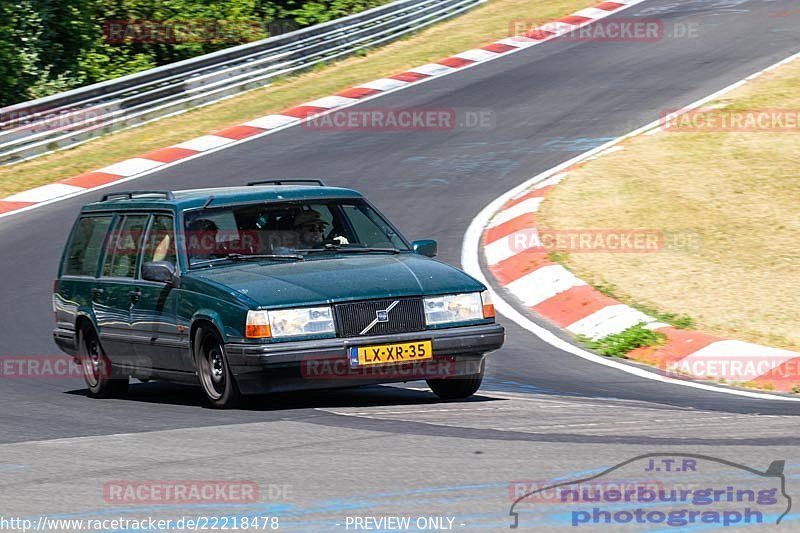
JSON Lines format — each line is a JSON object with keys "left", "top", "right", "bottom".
{"left": 0, "top": 0, "right": 484, "bottom": 166}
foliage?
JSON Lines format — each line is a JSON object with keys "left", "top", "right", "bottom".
{"left": 631, "top": 304, "right": 695, "bottom": 330}
{"left": 0, "top": 0, "right": 391, "bottom": 106}
{"left": 577, "top": 323, "right": 666, "bottom": 358}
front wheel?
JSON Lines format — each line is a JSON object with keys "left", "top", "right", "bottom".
{"left": 79, "top": 326, "right": 128, "bottom": 398}
{"left": 195, "top": 327, "right": 241, "bottom": 409}
{"left": 426, "top": 360, "right": 485, "bottom": 400}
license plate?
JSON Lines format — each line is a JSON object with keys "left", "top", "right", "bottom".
{"left": 349, "top": 340, "right": 432, "bottom": 368}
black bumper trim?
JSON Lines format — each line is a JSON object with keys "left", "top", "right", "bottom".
{"left": 226, "top": 323, "right": 504, "bottom": 366}
{"left": 53, "top": 327, "right": 77, "bottom": 356}
{"left": 225, "top": 323, "right": 503, "bottom": 394}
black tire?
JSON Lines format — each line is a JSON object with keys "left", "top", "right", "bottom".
{"left": 427, "top": 360, "right": 485, "bottom": 400}
{"left": 78, "top": 326, "right": 128, "bottom": 398}
{"left": 195, "top": 327, "right": 241, "bottom": 409}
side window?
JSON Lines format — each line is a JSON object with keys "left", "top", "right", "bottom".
{"left": 63, "top": 216, "right": 113, "bottom": 276}
{"left": 102, "top": 215, "right": 149, "bottom": 278}
{"left": 140, "top": 215, "right": 177, "bottom": 268}
{"left": 186, "top": 210, "right": 237, "bottom": 248}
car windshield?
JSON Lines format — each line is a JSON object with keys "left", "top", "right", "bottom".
{"left": 184, "top": 199, "right": 410, "bottom": 266}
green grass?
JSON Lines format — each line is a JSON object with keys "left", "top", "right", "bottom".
{"left": 547, "top": 250, "right": 570, "bottom": 263}
{"left": 577, "top": 323, "right": 666, "bottom": 358}
{"left": 630, "top": 303, "right": 694, "bottom": 329}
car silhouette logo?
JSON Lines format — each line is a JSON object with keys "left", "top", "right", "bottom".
{"left": 360, "top": 301, "right": 399, "bottom": 335}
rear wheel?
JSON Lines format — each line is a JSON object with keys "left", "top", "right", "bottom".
{"left": 427, "top": 360, "right": 485, "bottom": 400}
{"left": 195, "top": 327, "right": 241, "bottom": 409}
{"left": 79, "top": 326, "right": 128, "bottom": 398}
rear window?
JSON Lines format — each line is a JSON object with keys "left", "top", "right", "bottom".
{"left": 62, "top": 216, "right": 113, "bottom": 276}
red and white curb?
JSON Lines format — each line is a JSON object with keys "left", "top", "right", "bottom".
{"left": 471, "top": 51, "right": 800, "bottom": 395}
{"left": 0, "top": 0, "right": 648, "bottom": 219}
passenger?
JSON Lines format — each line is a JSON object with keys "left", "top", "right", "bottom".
{"left": 187, "top": 218, "right": 219, "bottom": 259}
{"left": 152, "top": 233, "right": 172, "bottom": 262}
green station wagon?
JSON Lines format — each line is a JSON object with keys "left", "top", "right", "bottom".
{"left": 53, "top": 181, "right": 504, "bottom": 407}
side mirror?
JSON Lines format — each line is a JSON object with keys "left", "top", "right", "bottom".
{"left": 412, "top": 239, "right": 437, "bottom": 258}
{"left": 142, "top": 261, "right": 177, "bottom": 284}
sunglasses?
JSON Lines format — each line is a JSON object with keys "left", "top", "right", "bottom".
{"left": 301, "top": 224, "right": 326, "bottom": 232}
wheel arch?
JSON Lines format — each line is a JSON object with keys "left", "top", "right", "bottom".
{"left": 189, "top": 313, "right": 226, "bottom": 360}
{"left": 74, "top": 313, "right": 97, "bottom": 338}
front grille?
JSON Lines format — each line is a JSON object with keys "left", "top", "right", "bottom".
{"left": 334, "top": 298, "right": 425, "bottom": 337}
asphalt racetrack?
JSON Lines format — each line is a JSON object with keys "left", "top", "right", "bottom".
{"left": 0, "top": 0, "right": 799, "bottom": 530}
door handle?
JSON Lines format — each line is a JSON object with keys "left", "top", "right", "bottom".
{"left": 129, "top": 289, "right": 142, "bottom": 301}
{"left": 91, "top": 288, "right": 104, "bottom": 298}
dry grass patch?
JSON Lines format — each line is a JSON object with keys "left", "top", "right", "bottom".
{"left": 0, "top": 0, "right": 596, "bottom": 198}
{"left": 539, "top": 58, "right": 800, "bottom": 351}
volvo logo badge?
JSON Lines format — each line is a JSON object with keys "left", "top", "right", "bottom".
{"left": 360, "top": 301, "right": 399, "bottom": 335}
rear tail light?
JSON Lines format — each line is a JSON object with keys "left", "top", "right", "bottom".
{"left": 481, "top": 290, "right": 495, "bottom": 319}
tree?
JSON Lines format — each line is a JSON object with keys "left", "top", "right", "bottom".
{"left": 0, "top": 0, "right": 391, "bottom": 107}
{"left": 0, "top": 2, "right": 44, "bottom": 106}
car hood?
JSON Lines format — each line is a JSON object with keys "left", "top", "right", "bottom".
{"left": 187, "top": 253, "right": 485, "bottom": 308}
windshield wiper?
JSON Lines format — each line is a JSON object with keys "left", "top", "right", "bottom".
{"left": 225, "top": 253, "right": 304, "bottom": 261}
{"left": 191, "top": 253, "right": 303, "bottom": 267}
{"left": 296, "top": 245, "right": 400, "bottom": 254}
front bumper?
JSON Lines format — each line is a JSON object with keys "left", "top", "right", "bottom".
{"left": 226, "top": 322, "right": 504, "bottom": 394}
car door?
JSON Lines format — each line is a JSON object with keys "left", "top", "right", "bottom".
{"left": 128, "top": 213, "right": 190, "bottom": 374}
{"left": 58, "top": 214, "right": 116, "bottom": 340}
{"left": 96, "top": 213, "right": 149, "bottom": 369}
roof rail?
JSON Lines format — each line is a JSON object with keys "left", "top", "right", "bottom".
{"left": 101, "top": 190, "right": 175, "bottom": 202}
{"left": 247, "top": 179, "right": 326, "bottom": 186}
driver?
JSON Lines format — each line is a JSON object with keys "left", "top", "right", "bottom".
{"left": 293, "top": 210, "right": 329, "bottom": 248}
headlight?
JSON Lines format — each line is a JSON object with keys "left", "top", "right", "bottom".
{"left": 246, "top": 306, "right": 335, "bottom": 338}
{"left": 424, "top": 292, "right": 487, "bottom": 325}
